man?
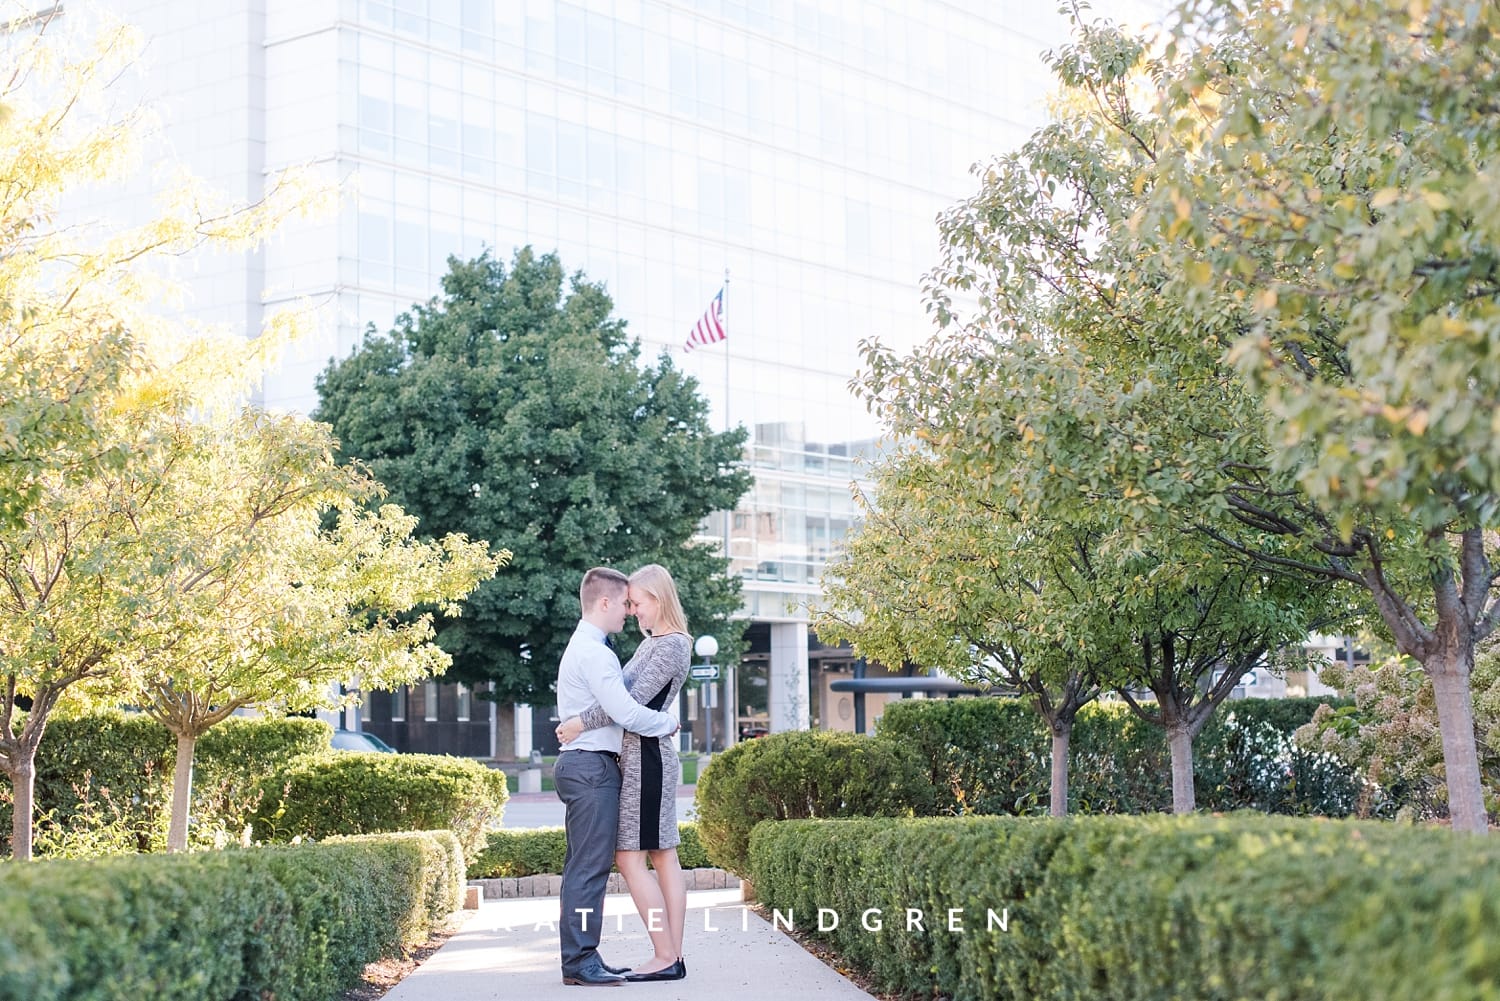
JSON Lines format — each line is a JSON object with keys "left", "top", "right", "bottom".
{"left": 554, "top": 567, "right": 680, "bottom": 987}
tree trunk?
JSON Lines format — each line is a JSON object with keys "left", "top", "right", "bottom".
{"left": 166, "top": 731, "right": 197, "bottom": 852}
{"left": 1428, "top": 656, "right": 1488, "bottom": 834}
{"left": 1166, "top": 725, "right": 1196, "bottom": 814}
{"left": 7, "top": 757, "right": 36, "bottom": 860}
{"left": 1049, "top": 722, "right": 1072, "bottom": 818}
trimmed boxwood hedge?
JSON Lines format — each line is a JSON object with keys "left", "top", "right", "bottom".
{"left": 467, "top": 821, "right": 712, "bottom": 879}
{"left": 0, "top": 830, "right": 463, "bottom": 1001}
{"left": 748, "top": 814, "right": 1500, "bottom": 1001}
{"left": 876, "top": 695, "right": 1362, "bottom": 817}
{"left": 189, "top": 717, "right": 335, "bottom": 830}
{"left": 694, "top": 729, "right": 937, "bottom": 876}
{"left": 0, "top": 712, "right": 333, "bottom": 855}
{"left": 251, "top": 751, "right": 508, "bottom": 860}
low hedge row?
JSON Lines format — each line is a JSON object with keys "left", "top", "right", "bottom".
{"left": 876, "top": 696, "right": 1362, "bottom": 817}
{"left": 252, "top": 752, "right": 508, "bottom": 861}
{"left": 748, "top": 814, "right": 1500, "bottom": 1001}
{"left": 694, "top": 730, "right": 936, "bottom": 876}
{"left": 0, "top": 830, "right": 463, "bottom": 1001}
{"left": 0, "top": 711, "right": 509, "bottom": 860}
{"left": 467, "top": 822, "right": 711, "bottom": 879}
{"left": 0, "top": 713, "right": 333, "bottom": 855}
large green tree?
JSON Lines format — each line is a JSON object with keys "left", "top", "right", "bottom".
{"left": 315, "top": 248, "right": 752, "bottom": 703}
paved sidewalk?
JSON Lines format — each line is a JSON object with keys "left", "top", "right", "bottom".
{"left": 381, "top": 888, "right": 877, "bottom": 1000}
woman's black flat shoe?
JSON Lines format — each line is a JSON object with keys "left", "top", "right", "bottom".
{"left": 624, "top": 959, "right": 686, "bottom": 982}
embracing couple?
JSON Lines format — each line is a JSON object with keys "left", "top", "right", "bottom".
{"left": 552, "top": 564, "right": 694, "bottom": 987}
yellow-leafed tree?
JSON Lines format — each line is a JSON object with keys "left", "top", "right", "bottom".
{"left": 0, "top": 10, "right": 504, "bottom": 858}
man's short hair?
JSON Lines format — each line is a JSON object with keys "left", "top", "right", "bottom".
{"left": 579, "top": 566, "right": 629, "bottom": 612}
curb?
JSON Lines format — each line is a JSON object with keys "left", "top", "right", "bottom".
{"left": 470, "top": 867, "right": 740, "bottom": 899}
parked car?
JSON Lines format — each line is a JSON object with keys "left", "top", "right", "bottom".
{"left": 330, "top": 729, "right": 397, "bottom": 753}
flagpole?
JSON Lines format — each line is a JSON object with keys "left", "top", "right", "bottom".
{"left": 721, "top": 266, "right": 731, "bottom": 560}
{"left": 722, "top": 267, "right": 731, "bottom": 437}
{"left": 721, "top": 265, "right": 733, "bottom": 752}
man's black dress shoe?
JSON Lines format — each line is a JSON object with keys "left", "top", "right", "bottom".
{"left": 624, "top": 959, "right": 686, "bottom": 982}
{"left": 562, "top": 957, "right": 625, "bottom": 986}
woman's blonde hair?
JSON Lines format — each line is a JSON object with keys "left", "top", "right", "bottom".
{"left": 630, "top": 563, "right": 689, "bottom": 637}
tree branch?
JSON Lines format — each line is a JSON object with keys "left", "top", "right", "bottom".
{"left": 1197, "top": 523, "right": 1364, "bottom": 584}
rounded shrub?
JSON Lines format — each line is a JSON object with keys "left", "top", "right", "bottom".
{"left": 191, "top": 716, "right": 334, "bottom": 842}
{"left": 694, "top": 730, "right": 935, "bottom": 876}
{"left": 251, "top": 752, "right": 508, "bottom": 860}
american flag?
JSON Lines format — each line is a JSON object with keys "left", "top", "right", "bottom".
{"left": 684, "top": 288, "right": 726, "bottom": 352}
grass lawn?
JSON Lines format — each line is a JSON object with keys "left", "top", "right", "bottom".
{"left": 505, "top": 773, "right": 555, "bottom": 793}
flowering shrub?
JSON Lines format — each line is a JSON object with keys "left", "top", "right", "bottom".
{"left": 1298, "top": 651, "right": 1500, "bottom": 821}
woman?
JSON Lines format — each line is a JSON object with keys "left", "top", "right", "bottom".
{"left": 555, "top": 563, "right": 692, "bottom": 982}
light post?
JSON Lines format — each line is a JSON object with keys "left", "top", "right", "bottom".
{"left": 692, "top": 635, "right": 720, "bottom": 756}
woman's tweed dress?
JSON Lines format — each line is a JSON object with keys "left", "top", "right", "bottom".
{"left": 577, "top": 632, "right": 691, "bottom": 851}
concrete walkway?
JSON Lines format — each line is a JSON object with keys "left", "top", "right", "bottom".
{"left": 381, "top": 888, "right": 878, "bottom": 1000}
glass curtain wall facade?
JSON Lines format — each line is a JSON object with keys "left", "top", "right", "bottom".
{"left": 306, "top": 0, "right": 1096, "bottom": 629}
{"left": 307, "top": 0, "right": 1088, "bottom": 737}
{"left": 55, "top": 0, "right": 1163, "bottom": 744}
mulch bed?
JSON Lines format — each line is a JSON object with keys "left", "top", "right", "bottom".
{"left": 337, "top": 916, "right": 466, "bottom": 1001}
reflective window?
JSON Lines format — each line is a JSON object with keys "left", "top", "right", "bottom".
{"left": 586, "top": 13, "right": 614, "bottom": 91}
{"left": 357, "top": 212, "right": 391, "bottom": 263}
{"left": 556, "top": 3, "right": 586, "bottom": 84}
{"left": 615, "top": 22, "right": 643, "bottom": 98}
{"left": 557, "top": 121, "right": 586, "bottom": 202}
{"left": 669, "top": 42, "right": 695, "bottom": 117}
{"left": 265, "top": 1, "right": 1168, "bottom": 606}
{"left": 461, "top": 0, "right": 494, "bottom": 52}
{"left": 526, "top": 15, "right": 553, "bottom": 73}
{"left": 526, "top": 114, "right": 556, "bottom": 194}
{"left": 392, "top": 0, "right": 425, "bottom": 36}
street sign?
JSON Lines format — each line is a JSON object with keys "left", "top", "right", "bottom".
{"left": 689, "top": 665, "right": 720, "bottom": 682}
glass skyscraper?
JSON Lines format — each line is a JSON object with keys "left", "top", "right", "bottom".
{"left": 47, "top": 0, "right": 1164, "bottom": 751}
